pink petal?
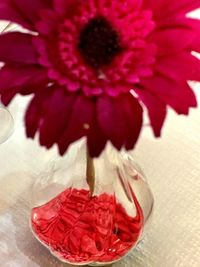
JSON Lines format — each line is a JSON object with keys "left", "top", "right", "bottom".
{"left": 58, "top": 95, "right": 95, "bottom": 156}
{"left": 187, "top": 19, "right": 200, "bottom": 53}
{"left": 0, "top": 32, "right": 38, "bottom": 64}
{"left": 35, "top": 10, "right": 59, "bottom": 35}
{"left": 164, "top": 1, "right": 200, "bottom": 15}
{"left": 97, "top": 96, "right": 126, "bottom": 150}
{"left": 0, "top": 66, "right": 45, "bottom": 90}
{"left": 155, "top": 17, "right": 200, "bottom": 54}
{"left": 1, "top": 87, "right": 19, "bottom": 106}
{"left": 0, "top": 66, "right": 47, "bottom": 105}
{"left": 141, "top": 75, "right": 197, "bottom": 115}
{"left": 97, "top": 94, "right": 143, "bottom": 151}
{"left": 118, "top": 94, "right": 143, "bottom": 150}
{"left": 87, "top": 109, "right": 107, "bottom": 157}
{"left": 53, "top": 0, "right": 78, "bottom": 17}
{"left": 25, "top": 93, "right": 46, "bottom": 138}
{"left": 192, "top": 36, "right": 200, "bottom": 53}
{"left": 20, "top": 71, "right": 49, "bottom": 96}
{"left": 155, "top": 53, "right": 200, "bottom": 82}
{"left": 0, "top": 0, "right": 33, "bottom": 30}
{"left": 25, "top": 87, "right": 58, "bottom": 139}
{"left": 135, "top": 89, "right": 167, "bottom": 137}
{"left": 149, "top": 28, "right": 196, "bottom": 56}
{"left": 39, "top": 89, "right": 76, "bottom": 149}
{"left": 156, "top": 14, "right": 198, "bottom": 29}
{"left": 143, "top": 0, "right": 200, "bottom": 18}
{"left": 13, "top": 0, "right": 52, "bottom": 25}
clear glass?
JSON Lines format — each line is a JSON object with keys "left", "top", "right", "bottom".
{"left": 30, "top": 141, "right": 154, "bottom": 266}
{"left": 0, "top": 23, "right": 15, "bottom": 144}
{"left": 0, "top": 104, "right": 14, "bottom": 144}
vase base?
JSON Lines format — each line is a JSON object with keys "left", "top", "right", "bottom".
{"left": 31, "top": 187, "right": 144, "bottom": 265}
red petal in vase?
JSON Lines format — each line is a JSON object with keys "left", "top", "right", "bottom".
{"left": 31, "top": 188, "right": 144, "bottom": 264}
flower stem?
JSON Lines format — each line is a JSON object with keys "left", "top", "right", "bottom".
{"left": 86, "top": 148, "right": 95, "bottom": 196}
{"left": 2, "top": 22, "right": 13, "bottom": 33}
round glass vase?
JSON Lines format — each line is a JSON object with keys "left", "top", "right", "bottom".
{"left": 30, "top": 142, "right": 154, "bottom": 266}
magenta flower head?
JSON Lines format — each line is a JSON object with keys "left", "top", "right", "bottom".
{"left": 0, "top": 0, "right": 200, "bottom": 157}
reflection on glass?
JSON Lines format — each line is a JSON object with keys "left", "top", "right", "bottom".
{"left": 0, "top": 105, "right": 14, "bottom": 144}
{"left": 0, "top": 23, "right": 15, "bottom": 144}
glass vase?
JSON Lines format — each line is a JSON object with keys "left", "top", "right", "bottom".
{"left": 0, "top": 23, "right": 15, "bottom": 144}
{"left": 0, "top": 104, "right": 14, "bottom": 144}
{"left": 30, "top": 141, "right": 154, "bottom": 266}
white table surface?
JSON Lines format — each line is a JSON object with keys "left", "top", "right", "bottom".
{"left": 0, "top": 23, "right": 200, "bottom": 267}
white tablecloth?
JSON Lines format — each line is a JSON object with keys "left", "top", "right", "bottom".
{"left": 0, "top": 23, "right": 200, "bottom": 267}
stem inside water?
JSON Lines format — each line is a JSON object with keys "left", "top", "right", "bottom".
{"left": 86, "top": 148, "right": 95, "bottom": 196}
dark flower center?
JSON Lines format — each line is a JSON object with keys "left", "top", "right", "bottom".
{"left": 78, "top": 16, "right": 122, "bottom": 68}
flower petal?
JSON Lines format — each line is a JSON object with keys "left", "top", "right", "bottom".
{"left": 25, "top": 90, "right": 49, "bottom": 138}
{"left": 155, "top": 52, "right": 200, "bottom": 82}
{"left": 118, "top": 94, "right": 143, "bottom": 150}
{"left": 58, "top": 95, "right": 95, "bottom": 156}
{"left": 163, "top": 1, "right": 200, "bottom": 15}
{"left": 39, "top": 89, "right": 76, "bottom": 149}
{"left": 192, "top": 36, "right": 200, "bottom": 53}
{"left": 97, "top": 96, "right": 126, "bottom": 150}
{"left": 0, "top": 87, "right": 18, "bottom": 106}
{"left": 135, "top": 89, "right": 167, "bottom": 137}
{"left": 141, "top": 75, "right": 197, "bottom": 115}
{"left": 0, "top": 32, "right": 38, "bottom": 64}
{"left": 13, "top": 0, "right": 52, "bottom": 25}
{"left": 149, "top": 28, "right": 196, "bottom": 56}
{"left": 0, "top": 65, "right": 46, "bottom": 90}
{"left": 87, "top": 116, "right": 107, "bottom": 157}
{"left": 0, "top": 0, "right": 33, "bottom": 30}
{"left": 187, "top": 19, "right": 200, "bottom": 53}
{"left": 53, "top": 0, "right": 78, "bottom": 17}
{"left": 0, "top": 65, "right": 47, "bottom": 105}
{"left": 154, "top": 17, "right": 200, "bottom": 55}
{"left": 97, "top": 94, "right": 143, "bottom": 151}
{"left": 143, "top": 0, "right": 200, "bottom": 18}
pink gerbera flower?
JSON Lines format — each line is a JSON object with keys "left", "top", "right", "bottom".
{"left": 0, "top": 0, "right": 200, "bottom": 156}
